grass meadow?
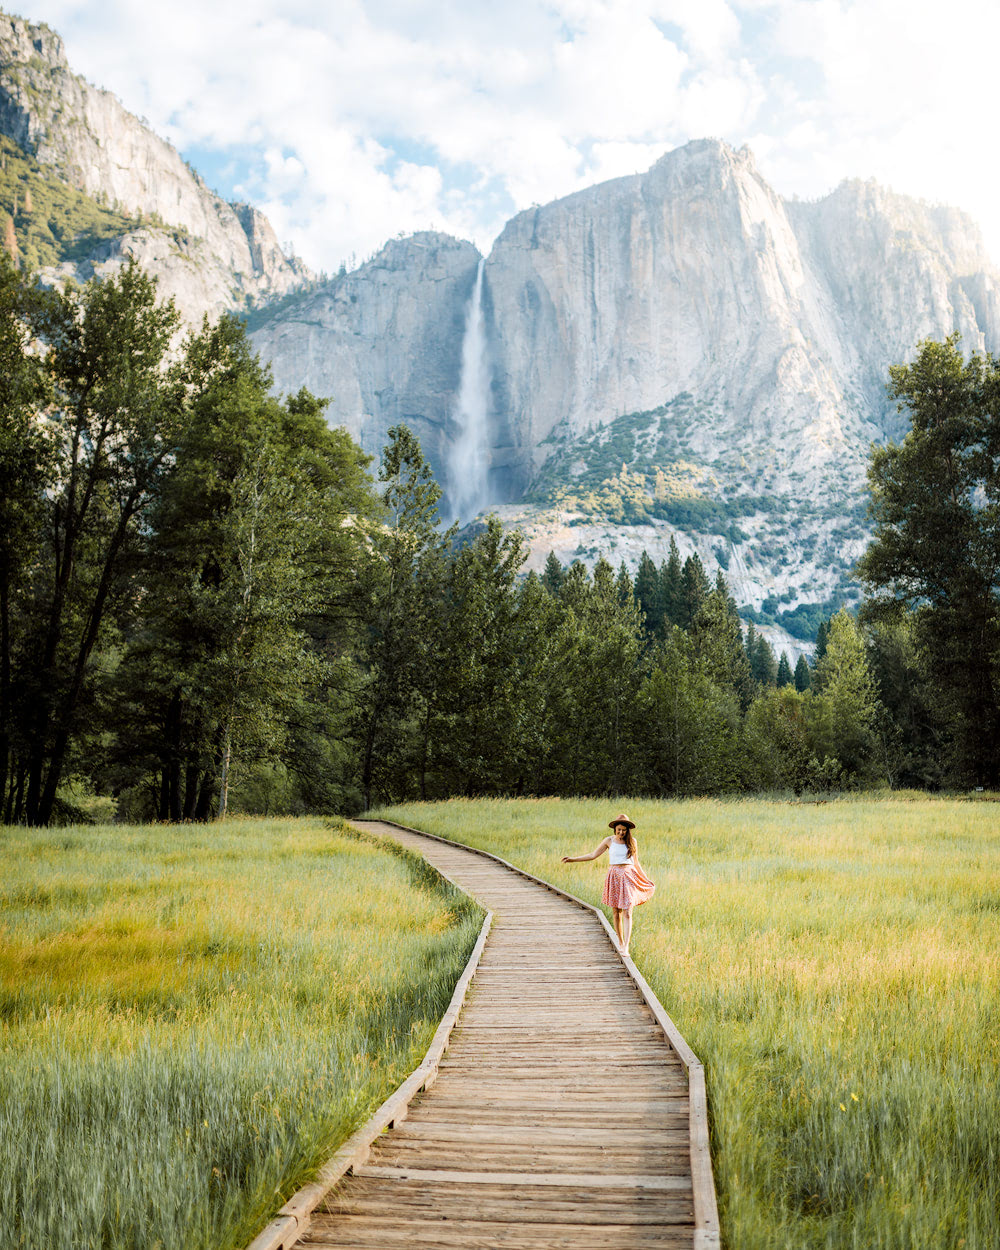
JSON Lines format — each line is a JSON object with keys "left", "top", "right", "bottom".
{"left": 0, "top": 817, "right": 483, "bottom": 1250}
{"left": 372, "top": 796, "right": 1000, "bottom": 1250}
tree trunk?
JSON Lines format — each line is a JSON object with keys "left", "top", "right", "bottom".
{"left": 217, "top": 722, "right": 232, "bottom": 819}
{"left": 194, "top": 768, "right": 215, "bottom": 821}
{"left": 32, "top": 498, "right": 140, "bottom": 824}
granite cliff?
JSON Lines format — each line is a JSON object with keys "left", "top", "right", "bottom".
{"left": 249, "top": 140, "right": 1000, "bottom": 645}
{"left": 0, "top": 13, "right": 310, "bottom": 322}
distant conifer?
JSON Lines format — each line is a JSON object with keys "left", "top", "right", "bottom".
{"left": 815, "top": 618, "right": 830, "bottom": 661}
{"left": 661, "top": 536, "right": 683, "bottom": 625}
{"left": 634, "top": 550, "right": 662, "bottom": 634}
{"left": 794, "top": 654, "right": 812, "bottom": 692}
{"left": 776, "top": 652, "right": 793, "bottom": 687}
{"left": 541, "top": 550, "right": 565, "bottom": 595}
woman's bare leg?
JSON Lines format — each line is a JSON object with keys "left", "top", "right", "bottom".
{"left": 611, "top": 907, "right": 624, "bottom": 945}
{"left": 620, "top": 907, "right": 633, "bottom": 955}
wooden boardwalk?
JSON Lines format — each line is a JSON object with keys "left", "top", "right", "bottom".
{"left": 248, "top": 820, "right": 718, "bottom": 1250}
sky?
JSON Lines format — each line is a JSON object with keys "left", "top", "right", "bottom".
{"left": 18, "top": 0, "right": 1000, "bottom": 274}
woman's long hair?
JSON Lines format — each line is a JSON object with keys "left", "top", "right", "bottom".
{"left": 616, "top": 825, "right": 636, "bottom": 859}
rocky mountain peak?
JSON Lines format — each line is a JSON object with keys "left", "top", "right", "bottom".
{"left": 0, "top": 11, "right": 312, "bottom": 323}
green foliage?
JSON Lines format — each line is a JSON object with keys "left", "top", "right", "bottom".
{"left": 0, "top": 134, "right": 142, "bottom": 270}
{"left": 639, "top": 629, "right": 742, "bottom": 794}
{"left": 776, "top": 652, "right": 793, "bottom": 688}
{"left": 857, "top": 335, "right": 1000, "bottom": 785}
{"left": 808, "top": 610, "right": 883, "bottom": 783}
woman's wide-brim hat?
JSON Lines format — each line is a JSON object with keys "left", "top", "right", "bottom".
{"left": 608, "top": 812, "right": 635, "bottom": 829}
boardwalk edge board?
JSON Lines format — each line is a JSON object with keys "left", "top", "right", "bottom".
{"left": 366, "top": 817, "right": 722, "bottom": 1250}
{"left": 242, "top": 894, "right": 494, "bottom": 1250}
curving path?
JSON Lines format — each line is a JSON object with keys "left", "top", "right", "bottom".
{"left": 260, "top": 819, "right": 718, "bottom": 1250}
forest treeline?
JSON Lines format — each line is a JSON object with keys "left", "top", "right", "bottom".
{"left": 2, "top": 258, "right": 998, "bottom": 823}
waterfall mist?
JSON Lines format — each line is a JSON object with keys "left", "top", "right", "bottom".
{"left": 447, "top": 259, "right": 491, "bottom": 522}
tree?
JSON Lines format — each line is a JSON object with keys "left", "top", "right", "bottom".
{"left": 0, "top": 256, "right": 57, "bottom": 819}
{"left": 640, "top": 629, "right": 742, "bottom": 795}
{"left": 112, "top": 319, "right": 371, "bottom": 820}
{"left": 615, "top": 561, "right": 634, "bottom": 606}
{"left": 539, "top": 559, "right": 645, "bottom": 795}
{"left": 808, "top": 609, "right": 883, "bottom": 784}
{"left": 634, "top": 550, "right": 662, "bottom": 636}
{"left": 660, "top": 537, "right": 683, "bottom": 626}
{"left": 355, "top": 424, "right": 452, "bottom": 808}
{"left": 690, "top": 588, "right": 755, "bottom": 711}
{"left": 678, "top": 553, "right": 710, "bottom": 629}
{"left": 541, "top": 550, "right": 565, "bottom": 595}
{"left": 19, "top": 260, "right": 181, "bottom": 825}
{"left": 742, "top": 686, "right": 813, "bottom": 792}
{"left": 431, "top": 517, "right": 530, "bottom": 796}
{"left": 776, "top": 652, "right": 793, "bottom": 687}
{"left": 750, "top": 632, "right": 778, "bottom": 686}
{"left": 794, "top": 654, "right": 812, "bottom": 692}
{"left": 856, "top": 336, "right": 1000, "bottom": 785}
{"left": 814, "top": 619, "right": 830, "bottom": 662}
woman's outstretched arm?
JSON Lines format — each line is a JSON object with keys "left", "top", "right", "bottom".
{"left": 562, "top": 837, "right": 611, "bottom": 863}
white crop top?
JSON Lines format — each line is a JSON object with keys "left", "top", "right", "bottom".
{"left": 608, "top": 839, "right": 633, "bottom": 866}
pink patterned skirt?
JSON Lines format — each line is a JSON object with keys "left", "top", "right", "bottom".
{"left": 602, "top": 864, "right": 655, "bottom": 910}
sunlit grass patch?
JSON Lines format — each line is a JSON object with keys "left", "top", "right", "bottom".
{"left": 0, "top": 817, "right": 482, "bottom": 1250}
{"left": 372, "top": 796, "right": 1000, "bottom": 1250}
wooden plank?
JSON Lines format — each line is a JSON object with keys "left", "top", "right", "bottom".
{"left": 301, "top": 1214, "right": 694, "bottom": 1248}
{"left": 331, "top": 1176, "right": 692, "bottom": 1196}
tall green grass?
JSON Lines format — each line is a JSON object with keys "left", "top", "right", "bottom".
{"left": 373, "top": 796, "right": 1000, "bottom": 1250}
{"left": 0, "top": 817, "right": 482, "bottom": 1250}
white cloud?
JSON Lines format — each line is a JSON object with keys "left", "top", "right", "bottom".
{"left": 18, "top": 0, "right": 1000, "bottom": 269}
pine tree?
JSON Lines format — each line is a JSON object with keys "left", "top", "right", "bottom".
{"left": 541, "top": 550, "right": 565, "bottom": 595}
{"left": 794, "top": 654, "right": 812, "bottom": 692}
{"left": 640, "top": 630, "right": 741, "bottom": 795}
{"left": 776, "top": 652, "right": 793, "bottom": 687}
{"left": 356, "top": 424, "right": 450, "bottom": 809}
{"left": 744, "top": 620, "right": 758, "bottom": 667}
{"left": 815, "top": 618, "right": 830, "bottom": 661}
{"left": 0, "top": 255, "right": 57, "bottom": 820}
{"left": 808, "top": 609, "right": 883, "bottom": 783}
{"left": 615, "top": 561, "right": 634, "bottom": 606}
{"left": 678, "top": 553, "right": 710, "bottom": 630}
{"left": 690, "top": 588, "right": 755, "bottom": 711}
{"left": 432, "top": 518, "right": 532, "bottom": 797}
{"left": 634, "top": 550, "right": 662, "bottom": 635}
{"left": 660, "top": 537, "right": 683, "bottom": 626}
{"left": 750, "top": 633, "right": 778, "bottom": 686}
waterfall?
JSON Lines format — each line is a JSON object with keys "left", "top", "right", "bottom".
{"left": 447, "top": 258, "right": 491, "bottom": 522}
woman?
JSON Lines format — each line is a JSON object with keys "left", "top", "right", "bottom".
{"left": 561, "top": 813, "right": 654, "bottom": 956}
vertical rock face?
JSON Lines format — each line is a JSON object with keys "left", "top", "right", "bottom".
{"left": 250, "top": 233, "right": 482, "bottom": 482}
{"left": 0, "top": 13, "right": 311, "bottom": 322}
{"left": 246, "top": 136, "right": 1000, "bottom": 620}
{"left": 484, "top": 139, "right": 1000, "bottom": 495}
{"left": 786, "top": 181, "right": 1000, "bottom": 437}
